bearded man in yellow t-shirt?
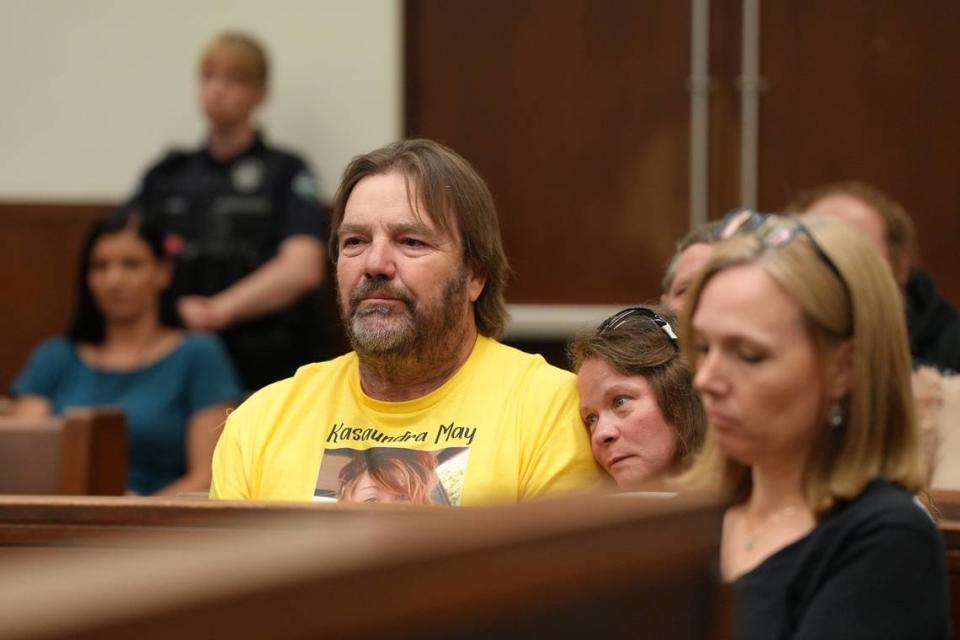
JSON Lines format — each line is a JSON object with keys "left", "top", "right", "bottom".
{"left": 210, "top": 139, "right": 603, "bottom": 505}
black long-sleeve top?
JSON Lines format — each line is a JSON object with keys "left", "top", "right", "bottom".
{"left": 734, "top": 479, "right": 950, "bottom": 639}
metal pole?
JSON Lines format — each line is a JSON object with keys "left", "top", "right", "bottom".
{"left": 689, "top": 0, "right": 710, "bottom": 230}
{"left": 740, "top": 0, "right": 760, "bottom": 210}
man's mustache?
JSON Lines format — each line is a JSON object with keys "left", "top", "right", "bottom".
{"left": 349, "top": 281, "right": 415, "bottom": 314}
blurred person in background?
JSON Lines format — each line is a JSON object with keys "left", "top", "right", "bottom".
{"left": 789, "top": 180, "right": 960, "bottom": 373}
{"left": 131, "top": 32, "right": 330, "bottom": 390}
{"left": 661, "top": 221, "right": 724, "bottom": 315}
{"left": 10, "top": 207, "right": 243, "bottom": 495}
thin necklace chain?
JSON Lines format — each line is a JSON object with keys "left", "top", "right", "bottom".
{"left": 743, "top": 506, "right": 799, "bottom": 552}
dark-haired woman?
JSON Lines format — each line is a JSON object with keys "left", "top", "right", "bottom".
{"left": 11, "top": 208, "right": 243, "bottom": 496}
{"left": 569, "top": 306, "right": 706, "bottom": 490}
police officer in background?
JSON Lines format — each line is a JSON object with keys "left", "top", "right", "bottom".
{"left": 131, "top": 32, "right": 330, "bottom": 390}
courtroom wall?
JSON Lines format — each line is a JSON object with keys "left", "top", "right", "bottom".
{"left": 0, "top": 0, "right": 402, "bottom": 202}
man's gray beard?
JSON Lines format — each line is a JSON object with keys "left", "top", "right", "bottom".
{"left": 349, "top": 305, "right": 415, "bottom": 353}
{"left": 342, "top": 271, "right": 469, "bottom": 366}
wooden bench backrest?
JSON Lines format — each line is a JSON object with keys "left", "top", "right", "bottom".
{"left": 930, "top": 490, "right": 960, "bottom": 640}
{"left": 0, "top": 408, "right": 125, "bottom": 496}
{"left": 0, "top": 493, "right": 726, "bottom": 639}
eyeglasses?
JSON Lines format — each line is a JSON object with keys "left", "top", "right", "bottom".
{"left": 758, "top": 216, "right": 847, "bottom": 286}
{"left": 719, "top": 208, "right": 768, "bottom": 239}
{"left": 756, "top": 217, "right": 854, "bottom": 335}
{"left": 719, "top": 210, "right": 849, "bottom": 301}
{"left": 597, "top": 306, "right": 679, "bottom": 344}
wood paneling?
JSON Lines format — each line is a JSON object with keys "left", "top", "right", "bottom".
{"left": 707, "top": 0, "right": 743, "bottom": 216}
{"left": 757, "top": 1, "right": 960, "bottom": 304}
{"left": 407, "top": 1, "right": 960, "bottom": 309}
{"left": 0, "top": 203, "right": 107, "bottom": 391}
{"left": 406, "top": 0, "right": 692, "bottom": 305}
{"left": 0, "top": 202, "right": 349, "bottom": 391}
{"left": 0, "top": 493, "right": 726, "bottom": 639}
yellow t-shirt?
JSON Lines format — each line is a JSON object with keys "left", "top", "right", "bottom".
{"left": 210, "top": 336, "right": 602, "bottom": 505}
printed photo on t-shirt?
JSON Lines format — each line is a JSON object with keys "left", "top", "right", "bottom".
{"left": 314, "top": 446, "right": 470, "bottom": 506}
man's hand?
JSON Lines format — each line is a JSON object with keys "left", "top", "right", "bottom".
{"left": 178, "top": 296, "right": 232, "bottom": 332}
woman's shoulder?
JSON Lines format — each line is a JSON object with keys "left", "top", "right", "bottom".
{"left": 167, "top": 333, "right": 236, "bottom": 367}
{"left": 26, "top": 337, "right": 76, "bottom": 364}
{"left": 178, "top": 332, "right": 229, "bottom": 354}
{"left": 830, "top": 479, "right": 938, "bottom": 537}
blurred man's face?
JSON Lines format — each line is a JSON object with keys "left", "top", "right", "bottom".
{"left": 662, "top": 243, "right": 715, "bottom": 315}
{"left": 803, "top": 193, "right": 911, "bottom": 287}
{"left": 805, "top": 194, "right": 890, "bottom": 263}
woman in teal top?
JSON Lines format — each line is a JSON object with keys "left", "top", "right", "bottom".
{"left": 11, "top": 207, "right": 243, "bottom": 495}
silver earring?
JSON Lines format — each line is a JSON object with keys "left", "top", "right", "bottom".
{"left": 828, "top": 400, "right": 845, "bottom": 428}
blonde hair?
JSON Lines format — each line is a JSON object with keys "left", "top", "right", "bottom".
{"left": 680, "top": 215, "right": 925, "bottom": 516}
{"left": 199, "top": 32, "right": 269, "bottom": 87}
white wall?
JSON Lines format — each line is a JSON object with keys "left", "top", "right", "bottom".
{"left": 0, "top": 0, "right": 402, "bottom": 202}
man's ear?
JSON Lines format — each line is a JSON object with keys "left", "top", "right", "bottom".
{"left": 467, "top": 269, "right": 486, "bottom": 304}
{"left": 892, "top": 251, "right": 912, "bottom": 289}
{"left": 827, "top": 340, "right": 855, "bottom": 400}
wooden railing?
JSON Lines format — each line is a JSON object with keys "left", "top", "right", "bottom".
{"left": 0, "top": 493, "right": 727, "bottom": 639}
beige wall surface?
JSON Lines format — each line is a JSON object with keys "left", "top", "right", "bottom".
{"left": 0, "top": 0, "right": 401, "bottom": 201}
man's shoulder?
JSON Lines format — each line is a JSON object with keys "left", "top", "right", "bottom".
{"left": 475, "top": 338, "right": 575, "bottom": 389}
{"left": 227, "top": 353, "right": 357, "bottom": 430}
{"left": 245, "top": 353, "right": 357, "bottom": 402}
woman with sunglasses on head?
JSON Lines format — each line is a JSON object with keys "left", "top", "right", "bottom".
{"left": 682, "top": 214, "right": 949, "bottom": 638}
{"left": 10, "top": 207, "right": 244, "bottom": 496}
{"left": 569, "top": 306, "right": 706, "bottom": 490}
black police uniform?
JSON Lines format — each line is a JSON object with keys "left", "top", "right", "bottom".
{"left": 132, "top": 133, "right": 330, "bottom": 390}
{"left": 906, "top": 267, "right": 960, "bottom": 374}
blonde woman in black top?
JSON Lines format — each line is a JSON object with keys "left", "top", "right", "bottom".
{"left": 682, "top": 214, "right": 949, "bottom": 639}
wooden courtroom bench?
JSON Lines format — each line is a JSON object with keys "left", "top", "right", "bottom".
{"left": 0, "top": 408, "right": 126, "bottom": 496}
{"left": 932, "top": 490, "right": 960, "bottom": 640}
{"left": 0, "top": 495, "right": 453, "bottom": 549}
{"left": 0, "top": 493, "right": 727, "bottom": 639}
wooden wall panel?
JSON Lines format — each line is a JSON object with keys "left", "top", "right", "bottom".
{"left": 707, "top": 0, "right": 743, "bottom": 217}
{"left": 408, "top": 1, "right": 960, "bottom": 308}
{"left": 0, "top": 203, "right": 349, "bottom": 392}
{"left": 406, "top": 0, "right": 693, "bottom": 304}
{"left": 756, "top": 1, "right": 960, "bottom": 304}
{"left": 0, "top": 203, "right": 107, "bottom": 391}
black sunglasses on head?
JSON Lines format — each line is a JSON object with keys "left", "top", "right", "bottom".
{"left": 597, "top": 307, "right": 679, "bottom": 344}
{"left": 718, "top": 208, "right": 768, "bottom": 239}
{"left": 719, "top": 211, "right": 853, "bottom": 335}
